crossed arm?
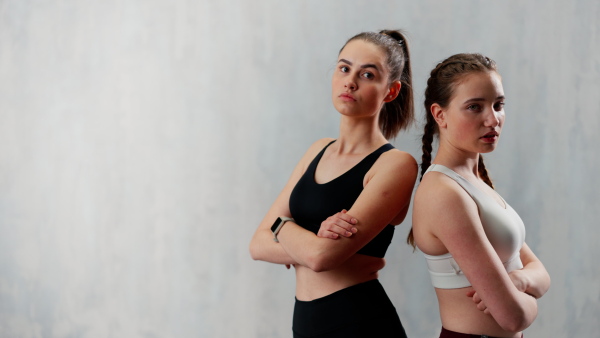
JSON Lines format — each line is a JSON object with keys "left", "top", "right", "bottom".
{"left": 249, "top": 139, "right": 417, "bottom": 271}
{"left": 468, "top": 242, "right": 551, "bottom": 310}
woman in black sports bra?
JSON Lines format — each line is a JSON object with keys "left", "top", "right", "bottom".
{"left": 250, "top": 30, "right": 418, "bottom": 337}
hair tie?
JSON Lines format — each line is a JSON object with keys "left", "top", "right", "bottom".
{"left": 381, "top": 31, "right": 404, "bottom": 46}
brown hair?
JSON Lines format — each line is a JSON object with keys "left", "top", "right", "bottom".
{"left": 407, "top": 53, "right": 498, "bottom": 248}
{"left": 340, "top": 30, "right": 414, "bottom": 139}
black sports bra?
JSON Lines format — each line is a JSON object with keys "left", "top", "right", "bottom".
{"left": 289, "top": 140, "right": 395, "bottom": 258}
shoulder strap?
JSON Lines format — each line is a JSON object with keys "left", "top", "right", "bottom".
{"left": 426, "top": 164, "right": 480, "bottom": 201}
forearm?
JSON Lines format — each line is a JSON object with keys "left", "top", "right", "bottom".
{"left": 277, "top": 222, "right": 349, "bottom": 272}
{"left": 249, "top": 228, "right": 297, "bottom": 265}
{"left": 489, "top": 289, "right": 538, "bottom": 332}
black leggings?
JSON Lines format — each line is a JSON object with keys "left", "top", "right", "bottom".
{"left": 292, "top": 279, "right": 406, "bottom": 338}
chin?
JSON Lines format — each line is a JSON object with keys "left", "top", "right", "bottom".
{"left": 478, "top": 144, "right": 498, "bottom": 153}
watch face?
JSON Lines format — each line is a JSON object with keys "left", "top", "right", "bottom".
{"left": 270, "top": 217, "right": 282, "bottom": 233}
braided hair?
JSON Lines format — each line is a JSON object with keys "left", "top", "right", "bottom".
{"left": 407, "top": 53, "right": 497, "bottom": 248}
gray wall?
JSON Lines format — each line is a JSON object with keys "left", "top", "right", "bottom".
{"left": 0, "top": 0, "right": 598, "bottom": 337}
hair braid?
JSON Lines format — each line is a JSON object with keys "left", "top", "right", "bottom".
{"left": 420, "top": 118, "right": 436, "bottom": 181}
{"left": 478, "top": 155, "right": 495, "bottom": 189}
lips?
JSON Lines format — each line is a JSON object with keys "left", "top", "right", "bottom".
{"left": 339, "top": 93, "right": 356, "bottom": 102}
{"left": 481, "top": 131, "right": 499, "bottom": 138}
{"left": 480, "top": 130, "right": 499, "bottom": 142}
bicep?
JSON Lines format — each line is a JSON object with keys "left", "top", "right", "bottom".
{"left": 519, "top": 243, "right": 540, "bottom": 266}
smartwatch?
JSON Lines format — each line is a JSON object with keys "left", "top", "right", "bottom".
{"left": 271, "top": 216, "right": 294, "bottom": 242}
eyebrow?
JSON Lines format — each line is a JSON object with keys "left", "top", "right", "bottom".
{"left": 463, "top": 96, "right": 505, "bottom": 104}
{"left": 338, "top": 58, "right": 380, "bottom": 71}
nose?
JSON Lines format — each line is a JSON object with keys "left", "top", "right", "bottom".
{"left": 345, "top": 78, "right": 357, "bottom": 90}
{"left": 484, "top": 109, "right": 501, "bottom": 128}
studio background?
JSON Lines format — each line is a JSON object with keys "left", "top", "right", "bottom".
{"left": 1, "top": 0, "right": 598, "bottom": 337}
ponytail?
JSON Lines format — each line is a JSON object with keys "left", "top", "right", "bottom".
{"left": 379, "top": 30, "right": 414, "bottom": 139}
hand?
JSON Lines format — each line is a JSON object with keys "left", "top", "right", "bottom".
{"left": 466, "top": 289, "right": 490, "bottom": 315}
{"left": 507, "top": 269, "right": 529, "bottom": 293}
{"left": 317, "top": 210, "right": 358, "bottom": 239}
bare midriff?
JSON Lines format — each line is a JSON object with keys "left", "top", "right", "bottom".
{"left": 436, "top": 287, "right": 522, "bottom": 338}
{"left": 294, "top": 254, "right": 386, "bottom": 301}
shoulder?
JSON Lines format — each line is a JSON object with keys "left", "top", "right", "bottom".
{"left": 414, "top": 170, "right": 480, "bottom": 233}
{"left": 294, "top": 138, "right": 335, "bottom": 172}
{"left": 374, "top": 148, "right": 418, "bottom": 174}
{"left": 416, "top": 171, "right": 474, "bottom": 210}
{"left": 301, "top": 138, "right": 335, "bottom": 161}
{"left": 307, "top": 138, "right": 336, "bottom": 153}
{"left": 365, "top": 149, "right": 417, "bottom": 189}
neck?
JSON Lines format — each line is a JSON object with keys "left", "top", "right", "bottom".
{"left": 433, "top": 138, "right": 480, "bottom": 178}
{"left": 335, "top": 115, "right": 388, "bottom": 154}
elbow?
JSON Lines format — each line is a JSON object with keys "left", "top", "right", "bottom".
{"left": 539, "top": 273, "right": 551, "bottom": 297}
{"left": 305, "top": 256, "right": 328, "bottom": 272}
{"left": 249, "top": 240, "right": 262, "bottom": 261}
{"left": 305, "top": 253, "right": 336, "bottom": 272}
{"left": 499, "top": 317, "right": 528, "bottom": 333}
{"left": 497, "top": 303, "right": 538, "bottom": 333}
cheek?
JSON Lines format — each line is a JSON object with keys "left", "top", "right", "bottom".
{"left": 499, "top": 113, "right": 506, "bottom": 126}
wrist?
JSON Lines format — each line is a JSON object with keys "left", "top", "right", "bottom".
{"left": 271, "top": 216, "right": 294, "bottom": 243}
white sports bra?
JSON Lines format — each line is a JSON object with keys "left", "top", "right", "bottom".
{"left": 423, "top": 164, "right": 525, "bottom": 289}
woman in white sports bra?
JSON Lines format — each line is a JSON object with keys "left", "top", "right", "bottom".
{"left": 408, "top": 54, "right": 550, "bottom": 338}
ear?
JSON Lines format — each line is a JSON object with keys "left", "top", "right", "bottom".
{"left": 430, "top": 103, "right": 447, "bottom": 128}
{"left": 384, "top": 81, "right": 401, "bottom": 103}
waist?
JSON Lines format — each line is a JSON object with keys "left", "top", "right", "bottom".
{"left": 295, "top": 254, "right": 385, "bottom": 301}
{"left": 436, "top": 288, "right": 524, "bottom": 338}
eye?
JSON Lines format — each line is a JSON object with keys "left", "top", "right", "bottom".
{"left": 362, "top": 72, "right": 374, "bottom": 79}
{"left": 467, "top": 104, "right": 481, "bottom": 112}
{"left": 340, "top": 65, "right": 350, "bottom": 73}
{"left": 494, "top": 101, "right": 505, "bottom": 111}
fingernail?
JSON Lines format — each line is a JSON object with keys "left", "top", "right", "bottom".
{"left": 345, "top": 231, "right": 352, "bottom": 237}
{"left": 351, "top": 218, "right": 357, "bottom": 224}
{"left": 351, "top": 227, "right": 357, "bottom": 233}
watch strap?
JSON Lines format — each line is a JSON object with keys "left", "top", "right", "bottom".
{"left": 272, "top": 216, "right": 294, "bottom": 242}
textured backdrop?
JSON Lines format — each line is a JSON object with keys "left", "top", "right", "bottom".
{"left": 0, "top": 0, "right": 598, "bottom": 337}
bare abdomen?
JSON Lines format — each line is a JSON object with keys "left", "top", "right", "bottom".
{"left": 294, "top": 254, "right": 386, "bottom": 301}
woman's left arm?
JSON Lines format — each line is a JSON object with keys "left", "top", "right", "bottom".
{"left": 276, "top": 151, "right": 418, "bottom": 272}
{"left": 509, "top": 243, "right": 551, "bottom": 299}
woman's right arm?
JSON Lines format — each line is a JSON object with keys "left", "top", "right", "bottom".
{"left": 419, "top": 174, "right": 538, "bottom": 333}
{"left": 249, "top": 138, "right": 337, "bottom": 265}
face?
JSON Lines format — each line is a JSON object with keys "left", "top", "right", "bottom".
{"left": 331, "top": 40, "right": 398, "bottom": 118}
{"left": 435, "top": 71, "right": 505, "bottom": 154}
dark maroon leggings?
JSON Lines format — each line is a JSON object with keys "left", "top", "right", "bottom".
{"left": 440, "top": 327, "right": 523, "bottom": 338}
